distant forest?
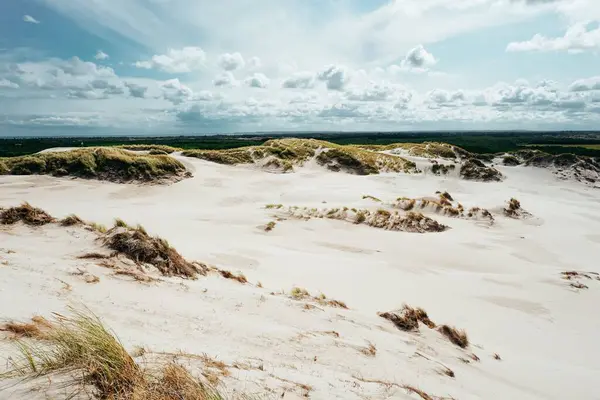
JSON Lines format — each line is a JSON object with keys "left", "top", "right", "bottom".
{"left": 2, "top": 131, "right": 600, "bottom": 158}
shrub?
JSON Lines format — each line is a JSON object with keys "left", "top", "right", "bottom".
{"left": 378, "top": 305, "right": 436, "bottom": 332}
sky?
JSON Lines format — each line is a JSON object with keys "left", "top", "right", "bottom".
{"left": 0, "top": 0, "right": 599, "bottom": 136}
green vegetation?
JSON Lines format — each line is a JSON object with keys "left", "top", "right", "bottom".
{"left": 460, "top": 159, "right": 503, "bottom": 182}
{"left": 3, "top": 132, "right": 600, "bottom": 158}
{"left": 3, "top": 308, "right": 226, "bottom": 400}
{"left": 0, "top": 148, "right": 188, "bottom": 183}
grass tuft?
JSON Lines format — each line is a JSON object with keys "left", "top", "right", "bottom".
{"left": 5, "top": 308, "right": 225, "bottom": 400}
{"left": 0, "top": 202, "right": 55, "bottom": 226}
{"left": 60, "top": 214, "right": 85, "bottom": 227}
{"left": 438, "top": 325, "right": 469, "bottom": 348}
{"left": 104, "top": 226, "right": 202, "bottom": 278}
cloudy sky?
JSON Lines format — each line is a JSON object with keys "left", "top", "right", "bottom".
{"left": 0, "top": 0, "right": 599, "bottom": 136}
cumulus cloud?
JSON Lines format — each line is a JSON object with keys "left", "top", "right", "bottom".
{"left": 23, "top": 15, "right": 40, "bottom": 24}
{"left": 245, "top": 73, "right": 270, "bottom": 88}
{"left": 317, "top": 65, "right": 350, "bottom": 91}
{"left": 213, "top": 72, "right": 237, "bottom": 87}
{"left": 218, "top": 52, "right": 245, "bottom": 71}
{"left": 161, "top": 78, "right": 194, "bottom": 104}
{"left": 428, "top": 89, "right": 466, "bottom": 106}
{"left": 125, "top": 82, "right": 148, "bottom": 98}
{"left": 345, "top": 84, "right": 410, "bottom": 102}
{"left": 569, "top": 77, "right": 600, "bottom": 92}
{"left": 95, "top": 50, "right": 109, "bottom": 60}
{"left": 135, "top": 47, "right": 206, "bottom": 73}
{"left": 0, "top": 79, "right": 19, "bottom": 89}
{"left": 401, "top": 45, "right": 437, "bottom": 70}
{"left": 282, "top": 72, "right": 316, "bottom": 89}
{"left": 507, "top": 22, "right": 600, "bottom": 53}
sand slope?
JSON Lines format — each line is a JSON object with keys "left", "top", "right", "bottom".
{"left": 1, "top": 152, "right": 599, "bottom": 399}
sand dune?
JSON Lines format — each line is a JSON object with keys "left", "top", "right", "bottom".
{"left": 1, "top": 148, "right": 599, "bottom": 399}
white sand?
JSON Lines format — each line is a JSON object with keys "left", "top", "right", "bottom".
{"left": 1, "top": 153, "right": 599, "bottom": 399}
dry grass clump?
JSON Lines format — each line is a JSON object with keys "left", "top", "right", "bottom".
{"left": 377, "top": 305, "right": 436, "bottom": 332}
{"left": 60, "top": 214, "right": 85, "bottom": 227}
{"left": 460, "top": 159, "right": 503, "bottom": 182}
{"left": 104, "top": 226, "right": 203, "bottom": 278}
{"left": 217, "top": 269, "right": 248, "bottom": 284}
{"left": 88, "top": 222, "right": 108, "bottom": 233}
{"left": 0, "top": 202, "right": 55, "bottom": 226}
{"left": 438, "top": 325, "right": 469, "bottom": 348}
{"left": 439, "top": 191, "right": 453, "bottom": 202}
{"left": 0, "top": 148, "right": 188, "bottom": 183}
{"left": 290, "top": 287, "right": 348, "bottom": 309}
{"left": 503, "top": 197, "right": 531, "bottom": 219}
{"left": 264, "top": 221, "right": 276, "bottom": 232}
{"left": 281, "top": 205, "right": 448, "bottom": 233}
{"left": 265, "top": 204, "right": 283, "bottom": 209}
{"left": 379, "top": 306, "right": 469, "bottom": 348}
{"left": 359, "top": 342, "right": 377, "bottom": 357}
{"left": 4, "top": 309, "right": 225, "bottom": 400}
{"left": 1, "top": 321, "right": 43, "bottom": 338}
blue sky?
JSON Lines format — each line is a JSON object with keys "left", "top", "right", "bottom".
{"left": 1, "top": 0, "right": 599, "bottom": 136}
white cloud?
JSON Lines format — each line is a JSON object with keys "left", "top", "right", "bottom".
{"left": 428, "top": 89, "right": 466, "bottom": 105}
{"left": 95, "top": 50, "right": 109, "bottom": 60}
{"left": 247, "top": 56, "right": 262, "bottom": 69}
{"left": 213, "top": 72, "right": 237, "bottom": 87}
{"left": 401, "top": 45, "right": 437, "bottom": 69}
{"left": 507, "top": 22, "right": 600, "bottom": 53}
{"left": 282, "top": 72, "right": 316, "bottom": 89}
{"left": 317, "top": 65, "right": 350, "bottom": 91}
{"left": 245, "top": 73, "right": 270, "bottom": 88}
{"left": 135, "top": 47, "right": 206, "bottom": 73}
{"left": 0, "top": 79, "right": 19, "bottom": 89}
{"left": 345, "top": 83, "right": 410, "bottom": 102}
{"left": 569, "top": 77, "right": 600, "bottom": 92}
{"left": 161, "top": 78, "right": 194, "bottom": 104}
{"left": 23, "top": 15, "right": 40, "bottom": 24}
{"left": 217, "top": 52, "right": 245, "bottom": 71}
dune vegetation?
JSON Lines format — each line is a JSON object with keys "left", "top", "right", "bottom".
{"left": 183, "top": 139, "right": 417, "bottom": 175}
{"left": 2, "top": 308, "right": 227, "bottom": 400}
{"left": 357, "top": 142, "right": 461, "bottom": 159}
{"left": 0, "top": 148, "right": 189, "bottom": 183}
{"left": 459, "top": 159, "right": 503, "bottom": 182}
{"left": 272, "top": 205, "right": 448, "bottom": 233}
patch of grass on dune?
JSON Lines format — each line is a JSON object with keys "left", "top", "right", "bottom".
{"left": 357, "top": 142, "right": 461, "bottom": 159}
{"left": 183, "top": 138, "right": 417, "bottom": 174}
{"left": 0, "top": 202, "right": 55, "bottom": 226}
{"left": 0, "top": 148, "right": 188, "bottom": 183}
{"left": 3, "top": 308, "right": 226, "bottom": 400}
{"left": 104, "top": 224, "right": 205, "bottom": 278}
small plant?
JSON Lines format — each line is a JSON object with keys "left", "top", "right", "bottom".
{"left": 438, "top": 325, "right": 469, "bottom": 348}
{"left": 493, "top": 353, "right": 502, "bottom": 360}
{"left": 355, "top": 211, "right": 366, "bottom": 224}
{"left": 359, "top": 342, "right": 377, "bottom": 357}
{"left": 378, "top": 305, "right": 436, "bottom": 332}
{"left": 60, "top": 214, "right": 84, "bottom": 227}
{"left": 88, "top": 222, "right": 108, "bottom": 233}
{"left": 114, "top": 218, "right": 130, "bottom": 228}
{"left": 265, "top": 204, "right": 283, "bottom": 209}
{"left": 218, "top": 269, "right": 247, "bottom": 284}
